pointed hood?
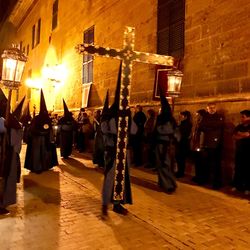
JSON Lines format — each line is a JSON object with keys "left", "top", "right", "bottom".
{"left": 7, "top": 113, "right": 22, "bottom": 129}
{"left": 100, "top": 89, "right": 110, "bottom": 122}
{"left": 63, "top": 99, "right": 70, "bottom": 117}
{"left": 157, "top": 85, "right": 173, "bottom": 124}
{"left": 0, "top": 88, "right": 7, "bottom": 117}
{"left": 39, "top": 89, "right": 49, "bottom": 116}
{"left": 20, "top": 102, "right": 32, "bottom": 126}
{"left": 13, "top": 96, "right": 26, "bottom": 121}
{"left": 31, "top": 89, "right": 51, "bottom": 132}
{"left": 159, "top": 85, "right": 172, "bottom": 116}
{"left": 102, "top": 89, "right": 109, "bottom": 114}
{"left": 109, "top": 62, "right": 122, "bottom": 116}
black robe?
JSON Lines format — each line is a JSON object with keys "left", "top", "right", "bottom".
{"left": 101, "top": 118, "right": 132, "bottom": 206}
{"left": 24, "top": 115, "right": 58, "bottom": 173}
{"left": 0, "top": 128, "right": 22, "bottom": 207}
{"left": 92, "top": 125, "right": 104, "bottom": 167}
{"left": 58, "top": 117, "right": 76, "bottom": 158}
{"left": 155, "top": 119, "right": 177, "bottom": 192}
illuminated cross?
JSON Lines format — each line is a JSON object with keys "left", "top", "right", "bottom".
{"left": 76, "top": 26, "right": 174, "bottom": 201}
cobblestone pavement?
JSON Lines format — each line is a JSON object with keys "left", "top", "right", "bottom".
{"left": 0, "top": 146, "right": 250, "bottom": 250}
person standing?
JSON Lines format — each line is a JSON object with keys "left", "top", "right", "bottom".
{"left": 154, "top": 90, "right": 177, "bottom": 194}
{"left": 20, "top": 102, "right": 32, "bottom": 144}
{"left": 191, "top": 109, "right": 207, "bottom": 184}
{"left": 93, "top": 92, "right": 109, "bottom": 168}
{"left": 101, "top": 63, "right": 133, "bottom": 217}
{"left": 197, "top": 102, "right": 224, "bottom": 189}
{"left": 57, "top": 99, "right": 76, "bottom": 159}
{"left": 24, "top": 89, "right": 58, "bottom": 173}
{"left": 144, "top": 109, "right": 156, "bottom": 169}
{"left": 12, "top": 96, "right": 25, "bottom": 183}
{"left": 0, "top": 108, "right": 23, "bottom": 215}
{"left": 132, "top": 105, "right": 147, "bottom": 166}
{"left": 175, "top": 111, "right": 192, "bottom": 178}
{"left": 232, "top": 110, "right": 250, "bottom": 194}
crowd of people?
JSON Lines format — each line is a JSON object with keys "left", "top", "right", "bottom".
{"left": 0, "top": 85, "right": 249, "bottom": 217}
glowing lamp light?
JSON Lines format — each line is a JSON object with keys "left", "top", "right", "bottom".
{"left": 1, "top": 45, "right": 27, "bottom": 89}
{"left": 156, "top": 68, "right": 183, "bottom": 97}
{"left": 166, "top": 69, "right": 183, "bottom": 97}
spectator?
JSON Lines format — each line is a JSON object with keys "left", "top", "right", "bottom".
{"left": 93, "top": 95, "right": 107, "bottom": 168}
{"left": 232, "top": 110, "right": 250, "bottom": 194}
{"left": 76, "top": 108, "right": 87, "bottom": 152}
{"left": 191, "top": 109, "right": 207, "bottom": 184}
{"left": 196, "top": 102, "right": 224, "bottom": 189}
{"left": 175, "top": 111, "right": 192, "bottom": 178}
{"left": 144, "top": 109, "right": 156, "bottom": 169}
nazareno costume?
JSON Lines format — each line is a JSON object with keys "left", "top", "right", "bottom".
{"left": 92, "top": 90, "right": 109, "bottom": 167}
{"left": 0, "top": 89, "right": 24, "bottom": 214}
{"left": 24, "top": 89, "right": 58, "bottom": 173}
{"left": 12, "top": 96, "right": 26, "bottom": 183}
{"left": 20, "top": 102, "right": 32, "bottom": 144}
{"left": 101, "top": 63, "right": 134, "bottom": 216}
{"left": 57, "top": 99, "right": 76, "bottom": 159}
{"left": 154, "top": 88, "right": 177, "bottom": 193}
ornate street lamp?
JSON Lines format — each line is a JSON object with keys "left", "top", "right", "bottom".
{"left": 1, "top": 45, "right": 27, "bottom": 122}
{"left": 165, "top": 69, "right": 183, "bottom": 97}
{"left": 156, "top": 68, "right": 183, "bottom": 110}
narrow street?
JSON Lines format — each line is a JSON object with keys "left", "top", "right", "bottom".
{"left": 1, "top": 146, "right": 250, "bottom": 250}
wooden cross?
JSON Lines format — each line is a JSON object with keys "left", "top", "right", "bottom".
{"left": 76, "top": 26, "right": 174, "bottom": 201}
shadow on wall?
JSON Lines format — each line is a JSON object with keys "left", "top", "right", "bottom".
{"left": 88, "top": 84, "right": 103, "bottom": 107}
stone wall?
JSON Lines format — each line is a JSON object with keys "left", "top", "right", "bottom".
{"left": 4, "top": 0, "right": 159, "bottom": 111}
{"left": 1, "top": 0, "right": 250, "bottom": 183}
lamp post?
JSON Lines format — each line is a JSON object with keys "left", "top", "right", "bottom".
{"left": 1, "top": 44, "right": 27, "bottom": 123}
{"left": 157, "top": 68, "right": 183, "bottom": 111}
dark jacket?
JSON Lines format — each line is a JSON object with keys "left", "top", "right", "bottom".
{"left": 198, "top": 112, "right": 224, "bottom": 149}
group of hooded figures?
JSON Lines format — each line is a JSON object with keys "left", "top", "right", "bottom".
{"left": 93, "top": 64, "right": 178, "bottom": 216}
{"left": 0, "top": 64, "right": 179, "bottom": 217}
{"left": 0, "top": 88, "right": 76, "bottom": 215}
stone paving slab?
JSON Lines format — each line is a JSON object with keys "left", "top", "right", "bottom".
{"left": 0, "top": 147, "right": 250, "bottom": 249}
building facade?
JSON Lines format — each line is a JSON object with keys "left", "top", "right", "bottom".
{"left": 0, "top": 0, "right": 250, "bottom": 180}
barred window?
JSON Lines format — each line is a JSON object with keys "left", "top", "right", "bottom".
{"left": 157, "top": 0, "right": 185, "bottom": 57}
{"left": 82, "top": 26, "right": 94, "bottom": 84}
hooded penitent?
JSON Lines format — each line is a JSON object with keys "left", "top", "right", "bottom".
{"left": 20, "top": 102, "right": 32, "bottom": 126}
{"left": 13, "top": 96, "right": 25, "bottom": 121}
{"left": 158, "top": 85, "right": 173, "bottom": 125}
{"left": 100, "top": 89, "right": 109, "bottom": 122}
{"left": 109, "top": 62, "right": 122, "bottom": 118}
{"left": 32, "top": 89, "right": 52, "bottom": 132}
{"left": 24, "top": 88, "right": 58, "bottom": 172}
{"left": 62, "top": 99, "right": 72, "bottom": 121}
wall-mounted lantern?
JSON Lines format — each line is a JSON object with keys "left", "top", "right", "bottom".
{"left": 1, "top": 44, "right": 27, "bottom": 122}
{"left": 156, "top": 68, "right": 183, "bottom": 110}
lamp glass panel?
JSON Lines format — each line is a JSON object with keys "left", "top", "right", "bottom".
{"left": 2, "top": 58, "right": 18, "bottom": 81}
{"left": 15, "top": 60, "right": 26, "bottom": 82}
{"left": 167, "top": 75, "right": 177, "bottom": 92}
